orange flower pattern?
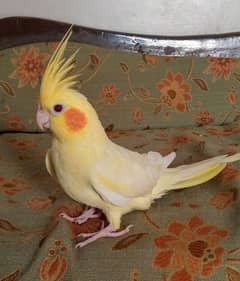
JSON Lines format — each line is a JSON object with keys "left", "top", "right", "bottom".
{"left": 153, "top": 216, "right": 228, "bottom": 281}
{"left": 209, "top": 191, "right": 234, "bottom": 210}
{"left": 0, "top": 41, "right": 240, "bottom": 280}
{"left": 0, "top": 177, "right": 32, "bottom": 196}
{"left": 207, "top": 126, "right": 240, "bottom": 136}
{"left": 7, "top": 116, "right": 26, "bottom": 131}
{"left": 10, "top": 47, "right": 49, "bottom": 88}
{"left": 48, "top": 42, "right": 60, "bottom": 52}
{"left": 204, "top": 58, "right": 238, "bottom": 80}
{"left": 196, "top": 111, "right": 214, "bottom": 126}
{"left": 5, "top": 138, "right": 36, "bottom": 150}
{"left": 28, "top": 197, "right": 53, "bottom": 210}
{"left": 156, "top": 72, "right": 191, "bottom": 112}
{"left": 144, "top": 55, "right": 159, "bottom": 66}
{"left": 70, "top": 217, "right": 104, "bottom": 240}
{"left": 1, "top": 42, "right": 240, "bottom": 131}
{"left": 226, "top": 87, "right": 238, "bottom": 105}
{"left": 219, "top": 164, "right": 240, "bottom": 184}
{"left": 40, "top": 240, "right": 67, "bottom": 281}
{"left": 132, "top": 108, "right": 144, "bottom": 124}
{"left": 54, "top": 202, "right": 83, "bottom": 218}
{"left": 170, "top": 135, "right": 196, "bottom": 146}
{"left": 101, "top": 83, "right": 120, "bottom": 105}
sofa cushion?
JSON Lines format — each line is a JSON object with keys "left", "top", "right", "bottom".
{"left": 1, "top": 42, "right": 240, "bottom": 132}
{"left": 0, "top": 124, "right": 240, "bottom": 280}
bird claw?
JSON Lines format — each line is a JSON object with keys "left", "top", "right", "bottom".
{"left": 60, "top": 209, "right": 133, "bottom": 248}
{"left": 77, "top": 221, "right": 105, "bottom": 238}
{"left": 75, "top": 224, "right": 133, "bottom": 248}
{"left": 125, "top": 224, "right": 134, "bottom": 231}
{"left": 78, "top": 232, "right": 99, "bottom": 238}
{"left": 59, "top": 207, "right": 99, "bottom": 224}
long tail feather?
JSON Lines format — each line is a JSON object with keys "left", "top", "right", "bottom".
{"left": 166, "top": 163, "right": 226, "bottom": 190}
{"left": 152, "top": 153, "right": 240, "bottom": 197}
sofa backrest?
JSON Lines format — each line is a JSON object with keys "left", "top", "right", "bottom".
{"left": 1, "top": 18, "right": 240, "bottom": 132}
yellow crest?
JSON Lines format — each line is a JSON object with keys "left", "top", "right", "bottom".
{"left": 40, "top": 26, "right": 79, "bottom": 105}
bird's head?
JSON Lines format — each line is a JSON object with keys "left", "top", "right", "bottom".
{"left": 36, "top": 27, "right": 105, "bottom": 142}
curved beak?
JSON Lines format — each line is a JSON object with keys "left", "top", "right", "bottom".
{"left": 36, "top": 104, "right": 50, "bottom": 131}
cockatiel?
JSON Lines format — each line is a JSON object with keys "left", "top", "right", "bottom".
{"left": 36, "top": 27, "right": 240, "bottom": 248}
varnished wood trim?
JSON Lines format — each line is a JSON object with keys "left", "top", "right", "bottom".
{"left": 0, "top": 17, "right": 240, "bottom": 58}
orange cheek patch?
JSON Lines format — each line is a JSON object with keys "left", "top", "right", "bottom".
{"left": 64, "top": 108, "right": 87, "bottom": 131}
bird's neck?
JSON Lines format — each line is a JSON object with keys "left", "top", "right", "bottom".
{"left": 54, "top": 116, "right": 109, "bottom": 148}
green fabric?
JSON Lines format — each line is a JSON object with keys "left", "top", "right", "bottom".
{"left": 1, "top": 42, "right": 240, "bottom": 131}
{"left": 1, "top": 40, "right": 240, "bottom": 281}
{"left": 0, "top": 124, "right": 240, "bottom": 281}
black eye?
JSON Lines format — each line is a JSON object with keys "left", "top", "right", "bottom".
{"left": 53, "top": 104, "right": 63, "bottom": 113}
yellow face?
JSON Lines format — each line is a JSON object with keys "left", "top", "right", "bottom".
{"left": 36, "top": 27, "right": 93, "bottom": 141}
{"left": 37, "top": 92, "right": 89, "bottom": 141}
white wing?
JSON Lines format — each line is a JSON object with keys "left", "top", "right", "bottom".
{"left": 91, "top": 142, "right": 175, "bottom": 206}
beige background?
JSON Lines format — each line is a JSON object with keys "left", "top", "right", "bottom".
{"left": 0, "top": 0, "right": 240, "bottom": 36}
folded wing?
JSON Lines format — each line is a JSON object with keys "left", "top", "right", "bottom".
{"left": 91, "top": 143, "right": 176, "bottom": 206}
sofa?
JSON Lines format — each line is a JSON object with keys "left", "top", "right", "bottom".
{"left": 0, "top": 18, "right": 240, "bottom": 281}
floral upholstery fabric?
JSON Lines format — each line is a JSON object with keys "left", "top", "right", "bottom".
{"left": 0, "top": 124, "right": 240, "bottom": 281}
{"left": 1, "top": 40, "right": 240, "bottom": 281}
{"left": 0, "top": 42, "right": 240, "bottom": 131}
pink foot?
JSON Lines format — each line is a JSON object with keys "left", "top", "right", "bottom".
{"left": 76, "top": 224, "right": 133, "bottom": 248}
{"left": 59, "top": 207, "right": 99, "bottom": 224}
